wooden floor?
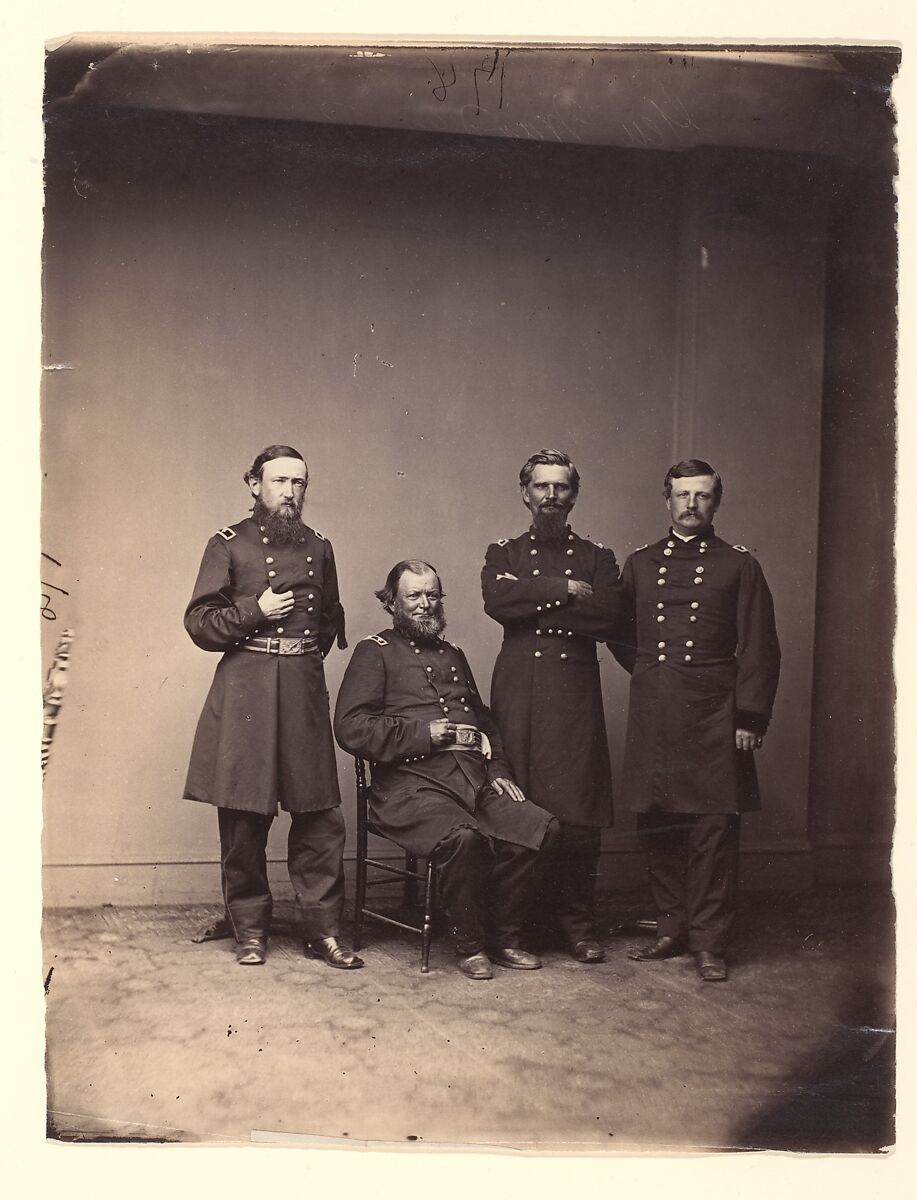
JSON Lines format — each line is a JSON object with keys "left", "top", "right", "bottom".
{"left": 42, "top": 886, "right": 894, "bottom": 1152}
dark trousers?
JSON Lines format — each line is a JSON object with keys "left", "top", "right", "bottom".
{"left": 636, "top": 811, "right": 741, "bottom": 955}
{"left": 218, "top": 806, "right": 346, "bottom": 941}
{"left": 431, "top": 819, "right": 560, "bottom": 956}
{"left": 532, "top": 823, "right": 603, "bottom": 945}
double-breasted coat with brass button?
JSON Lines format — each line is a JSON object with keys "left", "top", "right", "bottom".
{"left": 609, "top": 529, "right": 780, "bottom": 815}
{"left": 183, "top": 516, "right": 346, "bottom": 815}
{"left": 482, "top": 525, "right": 625, "bottom": 827}
{"left": 333, "top": 628, "right": 555, "bottom": 857}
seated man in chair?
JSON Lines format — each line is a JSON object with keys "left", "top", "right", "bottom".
{"left": 334, "top": 560, "right": 559, "bottom": 979}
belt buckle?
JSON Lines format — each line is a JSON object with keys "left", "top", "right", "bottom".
{"left": 266, "top": 637, "right": 280, "bottom": 655}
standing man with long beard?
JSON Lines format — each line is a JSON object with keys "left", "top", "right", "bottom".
{"left": 184, "top": 444, "right": 362, "bottom": 970}
{"left": 482, "top": 449, "right": 624, "bottom": 963}
{"left": 334, "top": 561, "right": 559, "bottom": 980}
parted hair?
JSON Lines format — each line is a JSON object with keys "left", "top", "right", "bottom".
{"left": 244, "top": 445, "right": 308, "bottom": 485}
{"left": 519, "top": 448, "right": 581, "bottom": 496}
{"left": 375, "top": 560, "right": 444, "bottom": 613}
{"left": 663, "top": 460, "right": 723, "bottom": 503}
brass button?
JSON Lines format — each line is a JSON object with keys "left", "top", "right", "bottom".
{"left": 696, "top": 566, "right": 705, "bottom": 574}
{"left": 307, "top": 607, "right": 314, "bottom": 613}
{"left": 306, "top": 556, "right": 313, "bottom": 563}
{"left": 657, "top": 579, "right": 666, "bottom": 586}
{"left": 560, "top": 653, "right": 568, "bottom": 660}
{"left": 684, "top": 655, "right": 693, "bottom": 662}
{"left": 690, "top": 615, "right": 697, "bottom": 622}
{"left": 531, "top": 548, "right": 538, "bottom": 555}
{"left": 658, "top": 641, "right": 666, "bottom": 649}
{"left": 667, "top": 541, "right": 675, "bottom": 548}
{"left": 566, "top": 548, "right": 574, "bottom": 556}
{"left": 536, "top": 605, "right": 543, "bottom": 612}
{"left": 663, "top": 549, "right": 672, "bottom": 557}
{"left": 308, "top": 594, "right": 314, "bottom": 600}
{"left": 686, "top": 640, "right": 694, "bottom": 648}
{"left": 658, "top": 566, "right": 667, "bottom": 574}
{"left": 657, "top": 615, "right": 666, "bottom": 623}
{"left": 534, "top": 651, "right": 542, "bottom": 658}
{"left": 262, "top": 537, "right": 269, "bottom": 545}
{"left": 309, "top": 570, "right": 314, "bottom": 577}
{"left": 657, "top": 602, "right": 664, "bottom": 609}
{"left": 304, "top": 629, "right": 311, "bottom": 636}
{"left": 276, "top": 627, "right": 284, "bottom": 634}
{"left": 658, "top": 654, "right": 666, "bottom": 662}
{"left": 564, "top": 569, "right": 572, "bottom": 576}
{"left": 691, "top": 601, "right": 699, "bottom": 609}
{"left": 533, "top": 569, "right": 540, "bottom": 577}
{"left": 265, "top": 557, "right": 274, "bottom": 564}
{"left": 694, "top": 578, "right": 703, "bottom": 585}
{"left": 268, "top": 570, "right": 276, "bottom": 578}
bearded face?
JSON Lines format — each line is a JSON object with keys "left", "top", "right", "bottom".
{"left": 391, "top": 568, "right": 446, "bottom": 644}
{"left": 521, "top": 464, "right": 576, "bottom": 542}
{"left": 248, "top": 455, "right": 308, "bottom": 544}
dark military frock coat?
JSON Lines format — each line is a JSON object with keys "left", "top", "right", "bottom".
{"left": 482, "top": 525, "right": 624, "bottom": 828}
{"left": 333, "top": 628, "right": 554, "bottom": 857}
{"left": 610, "top": 528, "right": 780, "bottom": 815}
{"left": 183, "top": 516, "right": 345, "bottom": 815}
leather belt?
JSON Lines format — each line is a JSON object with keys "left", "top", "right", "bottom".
{"left": 240, "top": 636, "right": 318, "bottom": 656}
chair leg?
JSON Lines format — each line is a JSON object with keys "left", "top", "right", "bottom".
{"left": 420, "top": 860, "right": 435, "bottom": 973}
{"left": 353, "top": 829, "right": 368, "bottom": 953}
{"left": 403, "top": 853, "right": 419, "bottom": 911}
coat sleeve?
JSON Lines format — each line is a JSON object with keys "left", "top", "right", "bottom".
{"left": 734, "top": 555, "right": 781, "bottom": 733}
{"left": 605, "top": 553, "right": 637, "bottom": 672}
{"left": 319, "top": 539, "right": 347, "bottom": 656}
{"left": 482, "top": 541, "right": 568, "bottom": 623}
{"left": 183, "top": 536, "right": 264, "bottom": 651}
{"left": 455, "top": 650, "right": 515, "bottom": 786}
{"left": 333, "top": 641, "right": 433, "bottom": 763}
{"left": 556, "top": 545, "right": 626, "bottom": 640}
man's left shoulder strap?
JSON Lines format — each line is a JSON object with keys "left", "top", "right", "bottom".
{"left": 732, "top": 544, "right": 750, "bottom": 553}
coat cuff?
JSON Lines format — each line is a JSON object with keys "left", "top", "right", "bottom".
{"left": 237, "top": 596, "right": 264, "bottom": 629}
{"left": 736, "top": 710, "right": 770, "bottom": 735}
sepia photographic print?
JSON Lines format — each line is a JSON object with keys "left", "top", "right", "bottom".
{"left": 35, "top": 20, "right": 899, "bottom": 1170}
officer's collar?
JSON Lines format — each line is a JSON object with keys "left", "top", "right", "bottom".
{"left": 390, "top": 625, "right": 446, "bottom": 650}
{"left": 668, "top": 524, "right": 715, "bottom": 543}
{"left": 528, "top": 522, "right": 573, "bottom": 546}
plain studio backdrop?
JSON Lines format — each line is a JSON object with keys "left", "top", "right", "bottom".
{"left": 39, "top": 43, "right": 896, "bottom": 905}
